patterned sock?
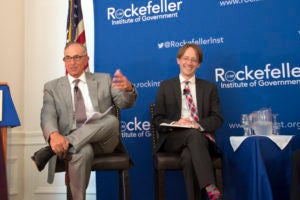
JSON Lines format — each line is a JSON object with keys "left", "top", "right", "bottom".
{"left": 205, "top": 184, "right": 221, "bottom": 200}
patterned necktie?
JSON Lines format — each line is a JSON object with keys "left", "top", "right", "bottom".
{"left": 184, "top": 81, "right": 199, "bottom": 122}
{"left": 184, "top": 81, "right": 216, "bottom": 143}
{"left": 73, "top": 79, "right": 87, "bottom": 128}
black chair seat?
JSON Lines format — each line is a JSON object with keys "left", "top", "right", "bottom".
{"left": 153, "top": 153, "right": 181, "bottom": 170}
{"left": 92, "top": 153, "right": 130, "bottom": 170}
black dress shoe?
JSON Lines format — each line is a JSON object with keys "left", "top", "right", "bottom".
{"left": 31, "top": 146, "right": 55, "bottom": 171}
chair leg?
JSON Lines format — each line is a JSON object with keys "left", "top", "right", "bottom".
{"left": 65, "top": 161, "right": 73, "bottom": 200}
{"left": 154, "top": 169, "right": 158, "bottom": 200}
{"left": 213, "top": 158, "right": 223, "bottom": 193}
{"left": 119, "top": 169, "right": 130, "bottom": 200}
{"left": 66, "top": 179, "right": 73, "bottom": 200}
{"left": 155, "top": 169, "right": 165, "bottom": 200}
{"left": 215, "top": 168, "right": 223, "bottom": 193}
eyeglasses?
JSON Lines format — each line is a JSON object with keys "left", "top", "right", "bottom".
{"left": 181, "top": 56, "right": 199, "bottom": 64}
{"left": 63, "top": 55, "right": 86, "bottom": 62}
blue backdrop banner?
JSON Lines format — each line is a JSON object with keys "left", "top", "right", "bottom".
{"left": 93, "top": 0, "right": 300, "bottom": 199}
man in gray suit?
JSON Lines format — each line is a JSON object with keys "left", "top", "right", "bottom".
{"left": 31, "top": 42, "right": 137, "bottom": 200}
{"left": 153, "top": 43, "right": 223, "bottom": 200}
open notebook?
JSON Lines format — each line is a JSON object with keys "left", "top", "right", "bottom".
{"left": 160, "top": 122, "right": 205, "bottom": 131}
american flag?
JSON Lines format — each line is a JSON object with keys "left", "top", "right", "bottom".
{"left": 66, "top": 0, "right": 89, "bottom": 70}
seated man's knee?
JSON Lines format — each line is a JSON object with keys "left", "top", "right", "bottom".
{"left": 104, "top": 115, "right": 119, "bottom": 133}
{"left": 72, "top": 144, "right": 94, "bottom": 163}
{"left": 186, "top": 132, "right": 207, "bottom": 145}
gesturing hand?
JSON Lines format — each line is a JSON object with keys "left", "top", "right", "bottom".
{"left": 112, "top": 69, "right": 134, "bottom": 92}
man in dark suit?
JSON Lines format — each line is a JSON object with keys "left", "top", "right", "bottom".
{"left": 153, "top": 43, "right": 223, "bottom": 200}
{"left": 31, "top": 42, "right": 137, "bottom": 200}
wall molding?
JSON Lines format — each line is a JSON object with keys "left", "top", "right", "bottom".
{"left": 8, "top": 130, "right": 45, "bottom": 145}
{"left": 7, "top": 156, "right": 19, "bottom": 196}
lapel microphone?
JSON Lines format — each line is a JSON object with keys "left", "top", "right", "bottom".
{"left": 183, "top": 89, "right": 187, "bottom": 95}
{"left": 183, "top": 88, "right": 190, "bottom": 95}
{"left": 74, "top": 86, "right": 79, "bottom": 92}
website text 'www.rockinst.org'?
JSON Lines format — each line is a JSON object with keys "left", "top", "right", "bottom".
{"left": 228, "top": 121, "right": 300, "bottom": 130}
{"left": 219, "top": 0, "right": 261, "bottom": 7}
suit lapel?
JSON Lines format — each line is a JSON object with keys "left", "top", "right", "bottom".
{"left": 86, "top": 73, "right": 99, "bottom": 110}
{"left": 60, "top": 77, "right": 73, "bottom": 112}
{"left": 173, "top": 78, "right": 182, "bottom": 113}
{"left": 195, "top": 79, "right": 203, "bottom": 118}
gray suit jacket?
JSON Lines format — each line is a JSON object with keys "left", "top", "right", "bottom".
{"left": 41, "top": 72, "right": 137, "bottom": 183}
{"left": 153, "top": 77, "right": 223, "bottom": 153}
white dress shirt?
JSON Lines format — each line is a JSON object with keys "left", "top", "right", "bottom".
{"left": 68, "top": 73, "right": 95, "bottom": 128}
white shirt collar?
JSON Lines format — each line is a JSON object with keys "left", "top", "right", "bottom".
{"left": 179, "top": 74, "right": 196, "bottom": 84}
{"left": 68, "top": 73, "right": 87, "bottom": 85}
